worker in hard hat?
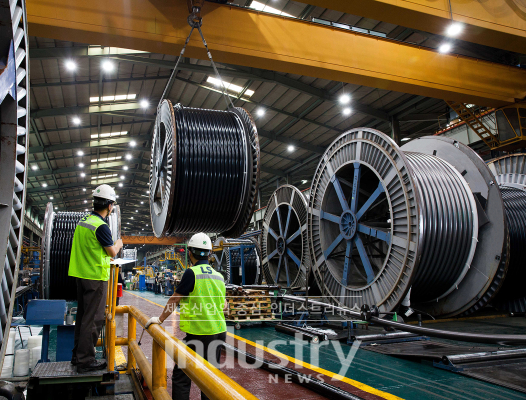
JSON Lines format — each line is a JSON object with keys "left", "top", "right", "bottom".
{"left": 146, "top": 232, "right": 226, "bottom": 400}
{"left": 68, "top": 184, "right": 123, "bottom": 373}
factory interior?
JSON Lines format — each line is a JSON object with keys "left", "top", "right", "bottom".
{"left": 1, "top": 0, "right": 526, "bottom": 399}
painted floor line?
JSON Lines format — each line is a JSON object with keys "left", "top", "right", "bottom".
{"left": 123, "top": 290, "right": 403, "bottom": 400}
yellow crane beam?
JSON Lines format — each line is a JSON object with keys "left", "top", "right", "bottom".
{"left": 296, "top": 0, "right": 526, "bottom": 54}
{"left": 27, "top": 0, "right": 526, "bottom": 107}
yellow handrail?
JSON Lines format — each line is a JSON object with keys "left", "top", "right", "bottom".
{"left": 103, "top": 264, "right": 258, "bottom": 400}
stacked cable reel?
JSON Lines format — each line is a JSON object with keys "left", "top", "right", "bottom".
{"left": 211, "top": 237, "right": 262, "bottom": 285}
{"left": 260, "top": 185, "right": 311, "bottom": 290}
{"left": 487, "top": 154, "right": 526, "bottom": 313}
{"left": 149, "top": 100, "right": 260, "bottom": 238}
{"left": 0, "top": 0, "right": 29, "bottom": 357}
{"left": 308, "top": 128, "right": 511, "bottom": 318}
{"left": 41, "top": 203, "right": 121, "bottom": 300}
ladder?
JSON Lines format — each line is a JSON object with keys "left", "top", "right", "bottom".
{"left": 446, "top": 101, "right": 500, "bottom": 149}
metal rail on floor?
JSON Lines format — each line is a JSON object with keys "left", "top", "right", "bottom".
{"left": 103, "top": 265, "right": 258, "bottom": 400}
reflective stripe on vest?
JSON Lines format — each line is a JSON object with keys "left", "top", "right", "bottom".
{"left": 68, "top": 214, "right": 112, "bottom": 281}
{"left": 179, "top": 264, "right": 226, "bottom": 335}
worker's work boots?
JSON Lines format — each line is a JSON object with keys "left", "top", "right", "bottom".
{"left": 77, "top": 359, "right": 107, "bottom": 373}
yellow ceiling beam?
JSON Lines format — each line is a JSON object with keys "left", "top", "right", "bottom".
{"left": 26, "top": 0, "right": 526, "bottom": 107}
{"left": 296, "top": 0, "right": 526, "bottom": 54}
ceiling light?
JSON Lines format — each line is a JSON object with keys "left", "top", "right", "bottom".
{"left": 85, "top": 208, "right": 88, "bottom": 211}
{"left": 119, "top": 183, "right": 123, "bottom": 187}
{"left": 339, "top": 94, "right": 351, "bottom": 104}
{"left": 206, "top": 76, "right": 255, "bottom": 97}
{"left": 130, "top": 141, "right": 136, "bottom": 147}
{"left": 125, "top": 154, "right": 132, "bottom": 160}
{"left": 49, "top": 196, "right": 53, "bottom": 200}
{"left": 123, "top": 166, "right": 128, "bottom": 170}
{"left": 83, "top": 188, "right": 86, "bottom": 191}
{"left": 72, "top": 117, "right": 81, "bottom": 125}
{"left": 256, "top": 108, "right": 265, "bottom": 117}
{"left": 131, "top": 217, "right": 134, "bottom": 220}
{"left": 42, "top": 183, "right": 48, "bottom": 187}
{"left": 102, "top": 60, "right": 114, "bottom": 72}
{"left": 301, "top": 180, "right": 308, "bottom": 184}
{"left": 287, "top": 145, "right": 295, "bottom": 152}
{"left": 135, "top": 210, "right": 138, "bottom": 212}
{"left": 146, "top": 190, "right": 150, "bottom": 194}
{"left": 31, "top": 165, "right": 38, "bottom": 171}
{"left": 55, "top": 206, "right": 58, "bottom": 210}
{"left": 79, "top": 163, "right": 85, "bottom": 168}
{"left": 84, "top": 200, "right": 87, "bottom": 203}
{"left": 91, "top": 156, "right": 122, "bottom": 163}
{"left": 343, "top": 108, "right": 352, "bottom": 116}
{"left": 116, "top": 195, "right": 119, "bottom": 198}
{"left": 142, "top": 228, "right": 144, "bottom": 231}
{"left": 65, "top": 60, "right": 77, "bottom": 71}
{"left": 80, "top": 172, "right": 86, "bottom": 177}
{"left": 120, "top": 175, "right": 125, "bottom": 180}
{"left": 438, "top": 43, "right": 452, "bottom": 53}
{"left": 140, "top": 99, "right": 149, "bottom": 108}
{"left": 446, "top": 22, "right": 463, "bottom": 37}
{"left": 77, "top": 150, "right": 84, "bottom": 156}
{"left": 91, "top": 131, "right": 128, "bottom": 139}
{"left": 141, "top": 201, "right": 144, "bottom": 204}
{"left": 401, "top": 137, "right": 411, "bottom": 142}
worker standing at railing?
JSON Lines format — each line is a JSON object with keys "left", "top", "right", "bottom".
{"left": 68, "top": 184, "right": 123, "bottom": 373}
{"left": 146, "top": 232, "right": 226, "bottom": 400}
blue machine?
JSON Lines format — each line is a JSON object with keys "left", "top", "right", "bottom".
{"left": 228, "top": 244, "right": 255, "bottom": 285}
{"left": 164, "top": 279, "right": 174, "bottom": 296}
{"left": 139, "top": 275, "right": 146, "bottom": 291}
{"left": 25, "top": 300, "right": 67, "bottom": 362}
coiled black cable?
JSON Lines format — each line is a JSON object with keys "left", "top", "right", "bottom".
{"left": 494, "top": 187, "right": 526, "bottom": 309}
{"left": 49, "top": 212, "right": 85, "bottom": 300}
{"left": 405, "top": 153, "right": 476, "bottom": 302}
{"left": 228, "top": 238, "right": 262, "bottom": 286}
{"left": 150, "top": 100, "right": 259, "bottom": 237}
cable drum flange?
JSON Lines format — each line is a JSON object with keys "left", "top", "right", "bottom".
{"left": 308, "top": 128, "right": 420, "bottom": 313}
{"left": 261, "top": 185, "right": 310, "bottom": 288}
{"left": 41, "top": 204, "right": 121, "bottom": 300}
{"left": 487, "top": 153, "right": 526, "bottom": 190}
{"left": 149, "top": 100, "right": 260, "bottom": 238}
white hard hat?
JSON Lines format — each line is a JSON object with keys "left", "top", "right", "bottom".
{"left": 188, "top": 232, "right": 212, "bottom": 251}
{"left": 93, "top": 184, "right": 116, "bottom": 202}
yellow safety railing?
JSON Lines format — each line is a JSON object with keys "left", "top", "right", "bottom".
{"left": 102, "top": 264, "right": 258, "bottom": 400}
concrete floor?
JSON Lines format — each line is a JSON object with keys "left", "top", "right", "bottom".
{"left": 120, "top": 290, "right": 526, "bottom": 400}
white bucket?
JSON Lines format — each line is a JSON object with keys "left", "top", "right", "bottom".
{"left": 13, "top": 348, "right": 30, "bottom": 376}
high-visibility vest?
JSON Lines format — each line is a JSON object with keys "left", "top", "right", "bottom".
{"left": 179, "top": 264, "right": 226, "bottom": 335}
{"left": 68, "top": 214, "right": 112, "bottom": 281}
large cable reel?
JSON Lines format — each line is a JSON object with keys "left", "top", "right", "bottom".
{"left": 0, "top": 0, "right": 29, "bottom": 355}
{"left": 308, "top": 128, "right": 507, "bottom": 317}
{"left": 41, "top": 204, "right": 121, "bottom": 300}
{"left": 149, "top": 100, "right": 260, "bottom": 238}
{"left": 487, "top": 154, "right": 526, "bottom": 313}
{"left": 261, "top": 185, "right": 310, "bottom": 289}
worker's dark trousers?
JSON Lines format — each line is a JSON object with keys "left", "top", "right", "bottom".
{"left": 172, "top": 331, "right": 226, "bottom": 400}
{"left": 72, "top": 278, "right": 108, "bottom": 366}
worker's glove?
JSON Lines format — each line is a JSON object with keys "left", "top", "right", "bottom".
{"left": 145, "top": 317, "right": 162, "bottom": 329}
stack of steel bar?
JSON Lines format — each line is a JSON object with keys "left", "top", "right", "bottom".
{"left": 224, "top": 287, "right": 274, "bottom": 323}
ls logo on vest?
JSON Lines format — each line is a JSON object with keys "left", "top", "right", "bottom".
{"left": 200, "top": 266, "right": 213, "bottom": 274}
